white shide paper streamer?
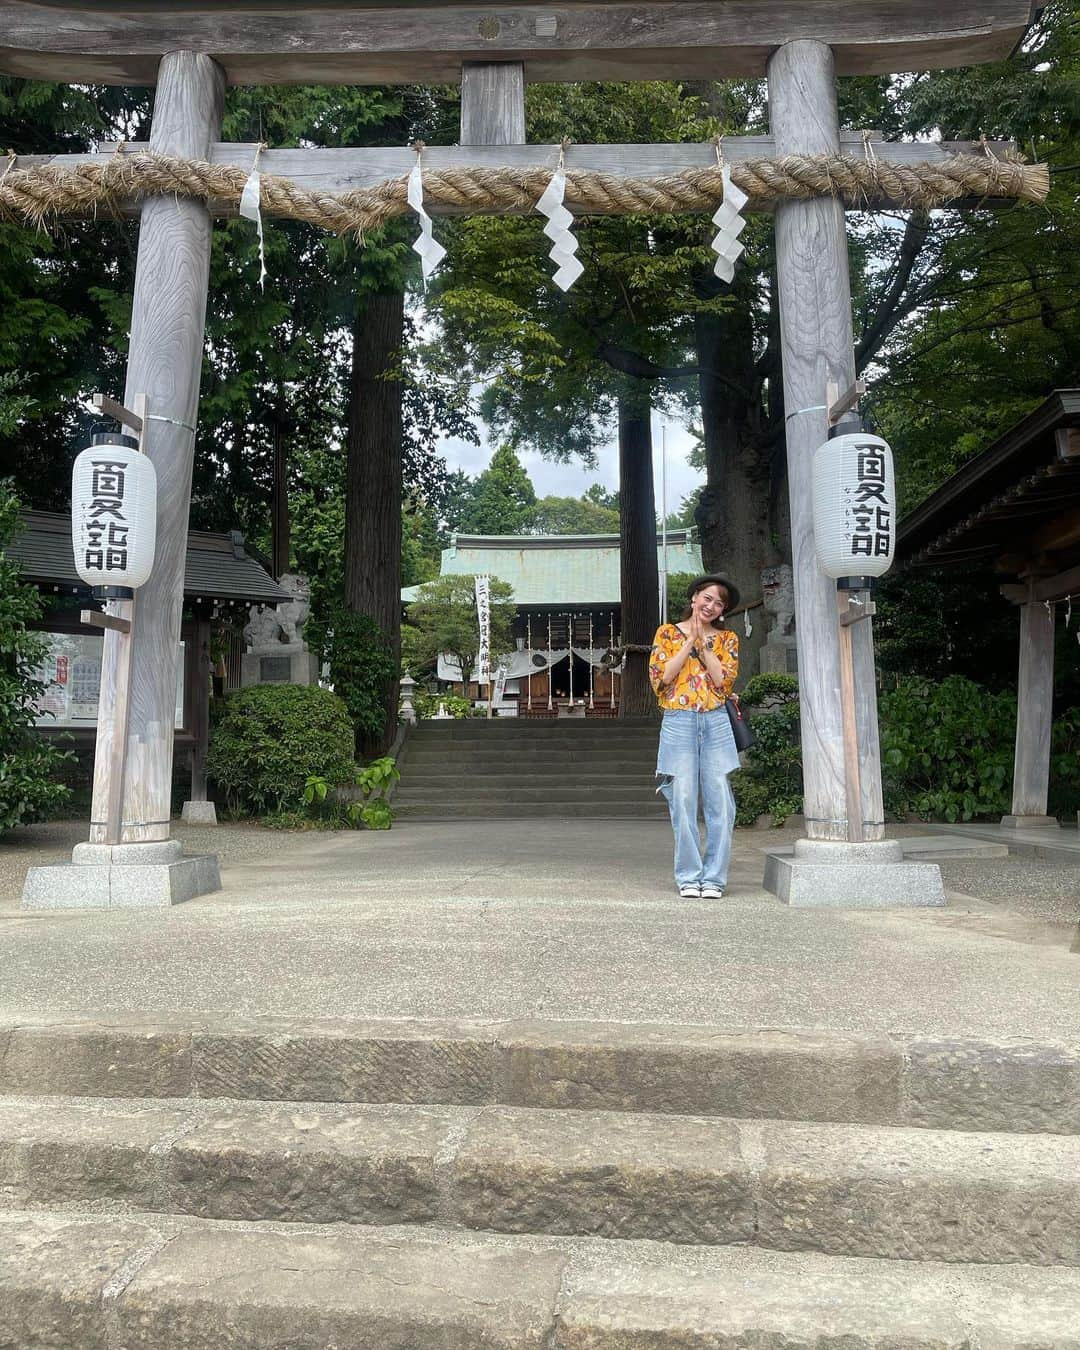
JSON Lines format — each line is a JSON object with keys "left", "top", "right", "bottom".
{"left": 238, "top": 156, "right": 268, "bottom": 290}
{"left": 408, "top": 160, "right": 446, "bottom": 284}
{"left": 536, "top": 170, "right": 583, "bottom": 292}
{"left": 710, "top": 166, "right": 748, "bottom": 283}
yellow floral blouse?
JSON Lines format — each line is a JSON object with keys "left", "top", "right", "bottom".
{"left": 649, "top": 623, "right": 739, "bottom": 712}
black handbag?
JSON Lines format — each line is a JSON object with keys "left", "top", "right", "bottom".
{"left": 725, "top": 694, "right": 756, "bottom": 752}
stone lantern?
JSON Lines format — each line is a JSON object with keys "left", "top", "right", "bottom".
{"left": 399, "top": 673, "right": 417, "bottom": 725}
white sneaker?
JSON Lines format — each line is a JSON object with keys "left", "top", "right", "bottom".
{"left": 700, "top": 884, "right": 725, "bottom": 899}
{"left": 678, "top": 883, "right": 701, "bottom": 899}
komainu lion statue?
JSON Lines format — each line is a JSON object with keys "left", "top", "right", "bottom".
{"left": 761, "top": 564, "right": 795, "bottom": 639}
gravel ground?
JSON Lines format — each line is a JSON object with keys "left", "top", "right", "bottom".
{"left": 936, "top": 856, "right": 1080, "bottom": 928}
{"left": 2, "top": 817, "right": 1077, "bottom": 927}
{"left": 0, "top": 818, "right": 278, "bottom": 906}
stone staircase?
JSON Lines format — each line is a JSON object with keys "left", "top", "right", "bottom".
{"left": 394, "top": 717, "right": 668, "bottom": 819}
{"left": 2, "top": 1014, "right": 1079, "bottom": 1346}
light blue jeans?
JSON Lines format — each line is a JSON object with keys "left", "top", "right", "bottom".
{"left": 656, "top": 708, "right": 739, "bottom": 889}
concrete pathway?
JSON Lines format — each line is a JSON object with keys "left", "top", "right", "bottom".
{"left": 0, "top": 817, "right": 1076, "bottom": 1038}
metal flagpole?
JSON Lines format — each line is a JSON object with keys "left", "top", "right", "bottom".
{"left": 660, "top": 421, "right": 668, "bottom": 625}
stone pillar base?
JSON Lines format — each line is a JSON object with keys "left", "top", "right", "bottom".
{"left": 22, "top": 839, "right": 220, "bottom": 911}
{"left": 1000, "top": 815, "right": 1059, "bottom": 830}
{"left": 181, "top": 801, "right": 219, "bottom": 826}
{"left": 763, "top": 838, "right": 945, "bottom": 908}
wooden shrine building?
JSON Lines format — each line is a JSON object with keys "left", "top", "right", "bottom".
{"left": 898, "top": 391, "right": 1080, "bottom": 828}
{"left": 402, "top": 530, "right": 703, "bottom": 715}
{"left": 12, "top": 509, "right": 287, "bottom": 808}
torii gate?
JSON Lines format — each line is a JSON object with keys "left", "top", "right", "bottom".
{"left": 6, "top": 1, "right": 1044, "bottom": 908}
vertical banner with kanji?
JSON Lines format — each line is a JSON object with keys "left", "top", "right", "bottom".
{"left": 474, "top": 574, "right": 491, "bottom": 684}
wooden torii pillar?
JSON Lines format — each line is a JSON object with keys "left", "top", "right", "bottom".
{"left": 4, "top": 0, "right": 1040, "bottom": 908}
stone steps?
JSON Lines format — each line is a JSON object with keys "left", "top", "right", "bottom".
{"left": 6, "top": 1015, "right": 1080, "bottom": 1346}
{"left": 393, "top": 784, "right": 663, "bottom": 803}
{"left": 3, "top": 1016, "right": 1077, "bottom": 1135}
{"left": 7, "top": 1211, "right": 1080, "bottom": 1349}
{"left": 399, "top": 750, "right": 658, "bottom": 772}
{"left": 3, "top": 1094, "right": 1079, "bottom": 1263}
{"left": 398, "top": 722, "right": 662, "bottom": 818}
{"left": 394, "top": 801, "right": 670, "bottom": 818}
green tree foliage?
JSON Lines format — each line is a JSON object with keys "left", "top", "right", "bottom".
{"left": 854, "top": 2, "right": 1080, "bottom": 505}
{"left": 454, "top": 445, "right": 537, "bottom": 534}
{"left": 530, "top": 493, "right": 621, "bottom": 535}
{"left": 0, "top": 78, "right": 148, "bottom": 509}
{"left": 402, "top": 574, "right": 516, "bottom": 692}
{"left": 0, "top": 477, "right": 73, "bottom": 833}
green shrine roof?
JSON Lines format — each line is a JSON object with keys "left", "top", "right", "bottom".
{"left": 402, "top": 530, "right": 703, "bottom": 607}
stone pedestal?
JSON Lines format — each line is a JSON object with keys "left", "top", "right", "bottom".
{"left": 759, "top": 640, "right": 799, "bottom": 676}
{"left": 763, "top": 838, "right": 945, "bottom": 909}
{"left": 1000, "top": 815, "right": 1059, "bottom": 830}
{"left": 22, "top": 839, "right": 220, "bottom": 910}
{"left": 241, "top": 643, "right": 319, "bottom": 688}
{"left": 181, "top": 800, "right": 219, "bottom": 825}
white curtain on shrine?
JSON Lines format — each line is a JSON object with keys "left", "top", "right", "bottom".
{"left": 436, "top": 647, "right": 622, "bottom": 680}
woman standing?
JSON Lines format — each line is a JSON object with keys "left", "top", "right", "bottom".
{"left": 649, "top": 575, "right": 740, "bottom": 899}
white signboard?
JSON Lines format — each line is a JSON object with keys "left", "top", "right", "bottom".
{"left": 33, "top": 633, "right": 185, "bottom": 729}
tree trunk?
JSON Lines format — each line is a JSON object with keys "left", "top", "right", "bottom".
{"left": 693, "top": 292, "right": 773, "bottom": 680}
{"left": 270, "top": 409, "right": 290, "bottom": 579}
{"left": 344, "top": 287, "right": 405, "bottom": 758}
{"left": 617, "top": 382, "right": 660, "bottom": 718}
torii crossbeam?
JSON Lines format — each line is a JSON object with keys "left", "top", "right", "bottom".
{"left": 6, "top": 0, "right": 1043, "bottom": 908}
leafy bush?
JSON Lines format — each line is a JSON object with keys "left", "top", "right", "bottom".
{"left": 414, "top": 691, "right": 479, "bottom": 720}
{"left": 303, "top": 756, "right": 400, "bottom": 830}
{"left": 0, "top": 481, "right": 74, "bottom": 834}
{"left": 1049, "top": 706, "right": 1080, "bottom": 818}
{"left": 731, "top": 674, "right": 802, "bottom": 826}
{"left": 879, "top": 675, "right": 1017, "bottom": 822}
{"left": 207, "top": 684, "right": 356, "bottom": 816}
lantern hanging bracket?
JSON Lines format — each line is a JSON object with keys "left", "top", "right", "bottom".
{"left": 826, "top": 376, "right": 867, "bottom": 428}
{"left": 80, "top": 608, "right": 131, "bottom": 634}
{"left": 90, "top": 392, "right": 143, "bottom": 436}
{"left": 838, "top": 597, "right": 876, "bottom": 627}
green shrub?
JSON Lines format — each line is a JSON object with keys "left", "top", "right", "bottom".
{"left": 303, "top": 756, "right": 400, "bottom": 830}
{"left": 879, "top": 675, "right": 1016, "bottom": 822}
{"left": 414, "top": 691, "right": 478, "bottom": 720}
{"left": 1049, "top": 705, "right": 1080, "bottom": 818}
{"left": 207, "top": 684, "right": 356, "bottom": 816}
{"left": 731, "top": 674, "right": 802, "bottom": 826}
{"left": 0, "top": 481, "right": 74, "bottom": 834}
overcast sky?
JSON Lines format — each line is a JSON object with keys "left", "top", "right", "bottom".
{"left": 437, "top": 415, "right": 704, "bottom": 517}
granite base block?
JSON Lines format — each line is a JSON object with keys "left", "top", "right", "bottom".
{"left": 22, "top": 855, "right": 221, "bottom": 911}
{"left": 181, "top": 801, "right": 219, "bottom": 826}
{"left": 762, "top": 850, "right": 945, "bottom": 909}
{"left": 1000, "top": 815, "right": 1060, "bottom": 830}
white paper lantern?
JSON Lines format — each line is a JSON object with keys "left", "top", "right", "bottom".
{"left": 71, "top": 432, "right": 157, "bottom": 592}
{"left": 812, "top": 431, "right": 896, "bottom": 581}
